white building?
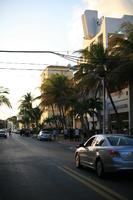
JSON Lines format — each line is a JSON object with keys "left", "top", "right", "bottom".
{"left": 82, "top": 10, "right": 133, "bottom": 49}
{"left": 82, "top": 10, "right": 133, "bottom": 131}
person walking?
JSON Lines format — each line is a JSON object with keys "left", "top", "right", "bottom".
{"left": 75, "top": 128, "right": 80, "bottom": 141}
{"left": 53, "top": 129, "right": 56, "bottom": 141}
{"left": 64, "top": 128, "right": 68, "bottom": 140}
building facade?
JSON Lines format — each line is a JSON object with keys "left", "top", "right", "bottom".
{"left": 82, "top": 10, "right": 133, "bottom": 132}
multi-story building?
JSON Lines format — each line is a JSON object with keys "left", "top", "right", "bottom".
{"left": 81, "top": 10, "right": 133, "bottom": 132}
{"left": 40, "top": 65, "right": 73, "bottom": 124}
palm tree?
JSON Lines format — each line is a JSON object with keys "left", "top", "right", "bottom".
{"left": 0, "top": 86, "right": 12, "bottom": 108}
{"left": 74, "top": 43, "right": 122, "bottom": 131}
{"left": 40, "top": 74, "right": 74, "bottom": 128}
{"left": 109, "top": 22, "right": 133, "bottom": 133}
{"left": 18, "top": 92, "right": 34, "bottom": 127}
{"left": 109, "top": 22, "right": 133, "bottom": 84}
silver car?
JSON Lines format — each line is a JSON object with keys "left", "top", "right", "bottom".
{"left": 37, "top": 131, "right": 52, "bottom": 141}
{"left": 75, "top": 134, "right": 133, "bottom": 177}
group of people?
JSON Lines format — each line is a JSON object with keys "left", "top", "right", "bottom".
{"left": 63, "top": 128, "right": 80, "bottom": 141}
{"left": 52, "top": 128, "right": 81, "bottom": 141}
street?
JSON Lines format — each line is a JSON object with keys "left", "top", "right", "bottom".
{"left": 0, "top": 134, "right": 133, "bottom": 200}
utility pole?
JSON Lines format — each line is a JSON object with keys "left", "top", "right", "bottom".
{"left": 102, "top": 77, "right": 106, "bottom": 134}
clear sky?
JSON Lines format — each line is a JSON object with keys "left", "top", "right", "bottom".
{"left": 0, "top": 0, "right": 133, "bottom": 119}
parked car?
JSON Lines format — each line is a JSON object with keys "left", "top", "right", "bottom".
{"left": 0, "top": 129, "right": 7, "bottom": 138}
{"left": 75, "top": 134, "right": 133, "bottom": 177}
{"left": 37, "top": 130, "right": 52, "bottom": 141}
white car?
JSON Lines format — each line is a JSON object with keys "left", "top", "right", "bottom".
{"left": 75, "top": 134, "right": 133, "bottom": 177}
{"left": 37, "top": 131, "right": 52, "bottom": 141}
{"left": 0, "top": 129, "right": 7, "bottom": 138}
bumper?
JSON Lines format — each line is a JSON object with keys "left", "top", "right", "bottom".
{"left": 104, "top": 159, "right": 133, "bottom": 172}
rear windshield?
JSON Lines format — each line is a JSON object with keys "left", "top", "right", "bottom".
{"left": 107, "top": 136, "right": 133, "bottom": 146}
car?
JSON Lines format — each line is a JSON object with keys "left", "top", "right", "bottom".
{"left": 37, "top": 130, "right": 52, "bottom": 141}
{"left": 0, "top": 129, "right": 7, "bottom": 138}
{"left": 75, "top": 134, "right": 133, "bottom": 177}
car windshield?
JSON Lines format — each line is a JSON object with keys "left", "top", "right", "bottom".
{"left": 107, "top": 136, "right": 133, "bottom": 146}
{"left": 42, "top": 131, "right": 50, "bottom": 134}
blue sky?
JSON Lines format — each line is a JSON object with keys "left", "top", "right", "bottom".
{"left": 0, "top": 0, "right": 133, "bottom": 119}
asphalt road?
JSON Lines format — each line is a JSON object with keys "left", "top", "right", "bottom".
{"left": 0, "top": 134, "right": 133, "bottom": 200}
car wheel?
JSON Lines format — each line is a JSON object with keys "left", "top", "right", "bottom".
{"left": 96, "top": 159, "right": 104, "bottom": 178}
{"left": 75, "top": 154, "right": 81, "bottom": 168}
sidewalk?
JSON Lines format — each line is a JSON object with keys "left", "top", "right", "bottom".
{"left": 56, "top": 137, "right": 82, "bottom": 151}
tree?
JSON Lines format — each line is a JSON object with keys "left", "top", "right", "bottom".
{"left": 0, "top": 86, "right": 12, "bottom": 108}
{"left": 40, "top": 74, "right": 74, "bottom": 128}
{"left": 74, "top": 43, "right": 122, "bottom": 131}
{"left": 18, "top": 93, "right": 34, "bottom": 127}
{"left": 109, "top": 22, "right": 133, "bottom": 84}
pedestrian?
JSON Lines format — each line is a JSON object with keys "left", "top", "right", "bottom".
{"left": 75, "top": 128, "right": 80, "bottom": 141}
{"left": 53, "top": 129, "right": 56, "bottom": 141}
{"left": 9, "top": 128, "right": 11, "bottom": 136}
{"left": 64, "top": 128, "right": 68, "bottom": 140}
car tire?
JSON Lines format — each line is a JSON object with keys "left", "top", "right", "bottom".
{"left": 75, "top": 154, "right": 82, "bottom": 168}
{"left": 96, "top": 159, "right": 104, "bottom": 178}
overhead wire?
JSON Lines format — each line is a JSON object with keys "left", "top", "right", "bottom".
{"left": 0, "top": 49, "right": 84, "bottom": 63}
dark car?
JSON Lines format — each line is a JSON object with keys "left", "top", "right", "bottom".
{"left": 0, "top": 129, "right": 7, "bottom": 138}
{"left": 75, "top": 134, "right": 133, "bottom": 177}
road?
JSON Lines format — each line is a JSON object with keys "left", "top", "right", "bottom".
{"left": 0, "top": 134, "right": 133, "bottom": 200}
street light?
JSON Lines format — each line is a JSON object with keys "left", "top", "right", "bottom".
{"left": 97, "top": 75, "right": 106, "bottom": 134}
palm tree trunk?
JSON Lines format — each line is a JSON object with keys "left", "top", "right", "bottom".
{"left": 105, "top": 82, "right": 121, "bottom": 132}
{"left": 58, "top": 106, "right": 64, "bottom": 128}
{"left": 51, "top": 105, "right": 58, "bottom": 128}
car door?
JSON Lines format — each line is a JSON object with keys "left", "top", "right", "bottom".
{"left": 87, "top": 136, "right": 105, "bottom": 168}
{"left": 80, "top": 136, "right": 97, "bottom": 167}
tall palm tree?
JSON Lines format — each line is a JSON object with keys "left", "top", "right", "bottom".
{"left": 109, "top": 22, "right": 133, "bottom": 84}
{"left": 40, "top": 74, "right": 74, "bottom": 128}
{"left": 0, "top": 86, "right": 12, "bottom": 108}
{"left": 109, "top": 22, "right": 133, "bottom": 133}
{"left": 74, "top": 43, "right": 121, "bottom": 131}
{"left": 18, "top": 92, "right": 34, "bottom": 127}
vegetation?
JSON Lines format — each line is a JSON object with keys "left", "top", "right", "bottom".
{"left": 0, "top": 86, "right": 12, "bottom": 108}
{"left": 14, "top": 22, "right": 133, "bottom": 136}
{"left": 18, "top": 93, "right": 41, "bottom": 129}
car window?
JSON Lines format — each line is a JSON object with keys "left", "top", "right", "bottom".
{"left": 94, "top": 137, "right": 107, "bottom": 146}
{"left": 42, "top": 131, "right": 49, "bottom": 134}
{"left": 107, "top": 136, "right": 133, "bottom": 146}
{"left": 85, "top": 137, "right": 96, "bottom": 147}
{"left": 100, "top": 140, "right": 107, "bottom": 146}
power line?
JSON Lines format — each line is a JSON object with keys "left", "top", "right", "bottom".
{"left": 0, "top": 50, "right": 84, "bottom": 63}
{"left": 0, "top": 67, "right": 44, "bottom": 71}
{"left": 0, "top": 61, "right": 49, "bottom": 66}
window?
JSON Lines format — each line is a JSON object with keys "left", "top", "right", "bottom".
{"left": 95, "top": 137, "right": 107, "bottom": 146}
{"left": 107, "top": 136, "right": 133, "bottom": 146}
{"left": 85, "top": 137, "right": 96, "bottom": 147}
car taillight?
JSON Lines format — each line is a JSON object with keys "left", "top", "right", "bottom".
{"left": 109, "top": 150, "right": 120, "bottom": 157}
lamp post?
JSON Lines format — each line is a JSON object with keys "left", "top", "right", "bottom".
{"left": 97, "top": 75, "right": 106, "bottom": 134}
{"left": 102, "top": 77, "right": 106, "bottom": 134}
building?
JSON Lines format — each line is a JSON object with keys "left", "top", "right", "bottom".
{"left": 40, "top": 65, "right": 73, "bottom": 124}
{"left": 82, "top": 10, "right": 133, "bottom": 132}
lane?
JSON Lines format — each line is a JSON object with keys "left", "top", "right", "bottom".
{"left": 0, "top": 134, "right": 103, "bottom": 200}
{"left": 0, "top": 134, "right": 133, "bottom": 200}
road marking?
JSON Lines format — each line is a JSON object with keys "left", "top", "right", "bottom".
{"left": 58, "top": 166, "right": 128, "bottom": 200}
{"left": 63, "top": 166, "right": 128, "bottom": 200}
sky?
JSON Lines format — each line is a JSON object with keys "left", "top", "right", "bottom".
{"left": 0, "top": 0, "right": 133, "bottom": 120}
